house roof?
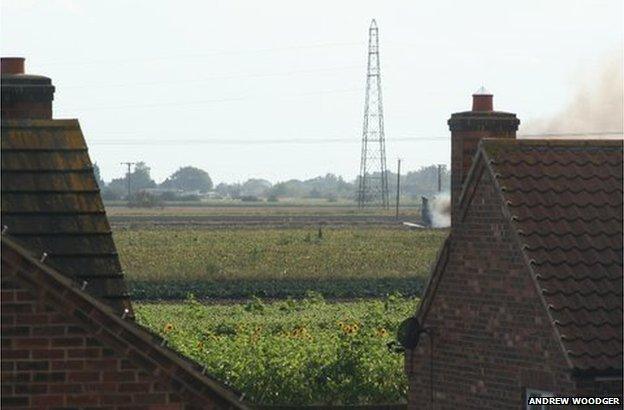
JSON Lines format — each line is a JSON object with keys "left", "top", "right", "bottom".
{"left": 481, "top": 139, "right": 623, "bottom": 376}
{"left": 1, "top": 235, "right": 249, "bottom": 410}
{"left": 1, "top": 119, "right": 132, "bottom": 315}
{"left": 418, "top": 138, "right": 623, "bottom": 378}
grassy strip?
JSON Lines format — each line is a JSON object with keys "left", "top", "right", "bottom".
{"left": 135, "top": 295, "right": 417, "bottom": 406}
{"left": 128, "top": 277, "right": 426, "bottom": 300}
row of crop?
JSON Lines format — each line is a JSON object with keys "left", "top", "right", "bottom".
{"left": 128, "top": 277, "right": 427, "bottom": 300}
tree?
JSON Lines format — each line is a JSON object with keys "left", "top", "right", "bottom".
{"left": 241, "top": 179, "right": 272, "bottom": 197}
{"left": 93, "top": 162, "right": 105, "bottom": 188}
{"left": 107, "top": 161, "right": 157, "bottom": 199}
{"left": 215, "top": 182, "right": 242, "bottom": 198}
{"left": 160, "top": 166, "right": 213, "bottom": 193}
{"left": 132, "top": 162, "right": 157, "bottom": 191}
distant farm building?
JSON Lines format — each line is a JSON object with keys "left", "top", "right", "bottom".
{"left": 406, "top": 91, "right": 623, "bottom": 407}
{"left": 1, "top": 57, "right": 247, "bottom": 409}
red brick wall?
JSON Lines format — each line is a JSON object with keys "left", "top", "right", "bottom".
{"left": 406, "top": 164, "right": 576, "bottom": 409}
{"left": 1, "top": 278, "right": 190, "bottom": 410}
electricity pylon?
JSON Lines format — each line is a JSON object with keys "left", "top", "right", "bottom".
{"left": 357, "top": 19, "right": 389, "bottom": 208}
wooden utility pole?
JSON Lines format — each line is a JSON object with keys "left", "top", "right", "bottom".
{"left": 437, "top": 164, "right": 442, "bottom": 192}
{"left": 120, "top": 162, "right": 137, "bottom": 200}
{"left": 395, "top": 159, "right": 401, "bottom": 219}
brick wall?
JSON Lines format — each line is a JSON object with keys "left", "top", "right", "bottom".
{"left": 406, "top": 163, "right": 576, "bottom": 409}
{"left": 448, "top": 113, "right": 518, "bottom": 226}
{"left": 1, "top": 277, "right": 195, "bottom": 409}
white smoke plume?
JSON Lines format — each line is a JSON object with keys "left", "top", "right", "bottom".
{"left": 430, "top": 193, "right": 450, "bottom": 228}
{"left": 522, "top": 52, "right": 623, "bottom": 137}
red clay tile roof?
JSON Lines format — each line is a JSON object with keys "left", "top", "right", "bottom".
{"left": 1, "top": 119, "right": 132, "bottom": 315}
{"left": 1, "top": 235, "right": 250, "bottom": 409}
{"left": 482, "top": 139, "right": 623, "bottom": 376}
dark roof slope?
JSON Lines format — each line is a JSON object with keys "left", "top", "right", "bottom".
{"left": 1, "top": 235, "right": 249, "bottom": 409}
{"left": 1, "top": 119, "right": 132, "bottom": 315}
{"left": 482, "top": 139, "right": 623, "bottom": 376}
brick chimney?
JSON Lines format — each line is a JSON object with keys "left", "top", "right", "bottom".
{"left": 1, "top": 57, "right": 55, "bottom": 119}
{"left": 448, "top": 87, "right": 519, "bottom": 225}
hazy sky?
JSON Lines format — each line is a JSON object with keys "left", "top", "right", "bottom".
{"left": 2, "top": 1, "right": 622, "bottom": 183}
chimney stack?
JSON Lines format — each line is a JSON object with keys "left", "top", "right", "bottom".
{"left": 1, "top": 57, "right": 55, "bottom": 119}
{"left": 448, "top": 88, "right": 519, "bottom": 226}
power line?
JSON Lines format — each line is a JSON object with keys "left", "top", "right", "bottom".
{"left": 37, "top": 42, "right": 363, "bottom": 66}
{"left": 87, "top": 137, "right": 450, "bottom": 146}
{"left": 84, "top": 131, "right": 623, "bottom": 146}
{"left": 61, "top": 65, "right": 362, "bottom": 90}
{"left": 60, "top": 87, "right": 360, "bottom": 112}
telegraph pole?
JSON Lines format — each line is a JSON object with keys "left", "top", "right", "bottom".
{"left": 395, "top": 158, "right": 401, "bottom": 219}
{"left": 120, "top": 162, "right": 137, "bottom": 200}
{"left": 437, "top": 164, "right": 443, "bottom": 192}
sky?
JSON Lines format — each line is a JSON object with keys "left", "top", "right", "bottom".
{"left": 2, "top": 0, "right": 622, "bottom": 184}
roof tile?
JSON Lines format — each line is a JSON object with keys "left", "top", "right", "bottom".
{"left": 1, "top": 120, "right": 132, "bottom": 314}
{"left": 483, "top": 138, "right": 623, "bottom": 375}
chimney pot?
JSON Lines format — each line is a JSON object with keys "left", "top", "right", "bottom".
{"left": 472, "top": 86, "right": 493, "bottom": 111}
{"left": 1, "top": 57, "right": 55, "bottom": 120}
{"left": 1, "top": 57, "right": 25, "bottom": 75}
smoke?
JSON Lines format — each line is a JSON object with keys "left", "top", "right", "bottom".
{"left": 522, "top": 52, "right": 623, "bottom": 136}
{"left": 430, "top": 193, "right": 450, "bottom": 228}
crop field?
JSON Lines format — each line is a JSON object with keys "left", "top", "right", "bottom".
{"left": 105, "top": 199, "right": 422, "bottom": 216}
{"left": 136, "top": 294, "right": 418, "bottom": 406}
{"left": 106, "top": 204, "right": 422, "bottom": 229}
{"left": 116, "top": 209, "right": 443, "bottom": 406}
{"left": 115, "top": 227, "right": 447, "bottom": 299}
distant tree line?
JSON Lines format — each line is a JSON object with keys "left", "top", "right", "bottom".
{"left": 95, "top": 162, "right": 449, "bottom": 202}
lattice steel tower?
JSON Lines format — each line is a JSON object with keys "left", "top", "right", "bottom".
{"left": 357, "top": 19, "right": 389, "bottom": 208}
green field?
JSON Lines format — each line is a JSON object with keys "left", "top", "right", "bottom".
{"left": 136, "top": 294, "right": 417, "bottom": 406}
{"left": 116, "top": 227, "right": 446, "bottom": 299}
{"left": 116, "top": 216, "right": 441, "bottom": 405}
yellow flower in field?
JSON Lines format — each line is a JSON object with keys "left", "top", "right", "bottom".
{"left": 341, "top": 323, "right": 357, "bottom": 335}
{"left": 163, "top": 323, "right": 174, "bottom": 333}
{"left": 377, "top": 328, "right": 389, "bottom": 337}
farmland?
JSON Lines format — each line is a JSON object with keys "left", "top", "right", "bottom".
{"left": 115, "top": 227, "right": 446, "bottom": 300}
{"left": 106, "top": 203, "right": 422, "bottom": 229}
{"left": 113, "top": 206, "right": 445, "bottom": 406}
{"left": 135, "top": 294, "right": 418, "bottom": 406}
